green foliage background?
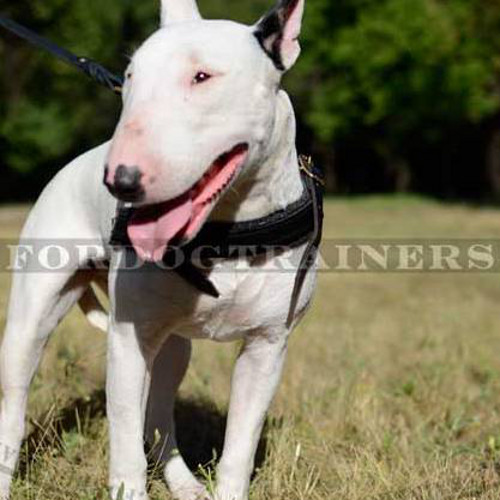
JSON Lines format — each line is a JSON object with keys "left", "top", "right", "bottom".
{"left": 1, "top": 0, "right": 500, "bottom": 200}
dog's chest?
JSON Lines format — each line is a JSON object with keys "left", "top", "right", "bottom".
{"left": 176, "top": 261, "right": 296, "bottom": 341}
{"left": 117, "top": 248, "right": 314, "bottom": 342}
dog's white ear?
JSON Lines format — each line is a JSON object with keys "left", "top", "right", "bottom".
{"left": 254, "top": 0, "right": 305, "bottom": 71}
{"left": 160, "top": 0, "right": 202, "bottom": 25}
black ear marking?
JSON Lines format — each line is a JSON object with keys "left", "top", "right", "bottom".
{"left": 254, "top": 0, "right": 301, "bottom": 71}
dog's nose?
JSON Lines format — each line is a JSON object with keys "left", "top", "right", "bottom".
{"left": 105, "top": 164, "right": 145, "bottom": 202}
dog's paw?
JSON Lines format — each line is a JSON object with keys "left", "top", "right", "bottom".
{"left": 109, "top": 484, "right": 149, "bottom": 500}
{"left": 0, "top": 472, "right": 13, "bottom": 500}
{"left": 212, "top": 484, "right": 247, "bottom": 500}
{"left": 170, "top": 481, "right": 211, "bottom": 500}
{"left": 196, "top": 494, "right": 212, "bottom": 500}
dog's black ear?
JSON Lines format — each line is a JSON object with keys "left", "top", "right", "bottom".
{"left": 161, "top": 0, "right": 202, "bottom": 25}
{"left": 254, "top": 0, "right": 305, "bottom": 71}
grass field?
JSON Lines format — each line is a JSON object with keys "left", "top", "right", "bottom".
{"left": 3, "top": 197, "right": 500, "bottom": 499}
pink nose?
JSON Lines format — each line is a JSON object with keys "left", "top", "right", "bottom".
{"left": 105, "top": 120, "right": 151, "bottom": 201}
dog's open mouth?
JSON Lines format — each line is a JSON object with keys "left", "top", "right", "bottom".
{"left": 127, "top": 143, "right": 249, "bottom": 262}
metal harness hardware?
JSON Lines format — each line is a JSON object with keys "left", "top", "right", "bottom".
{"left": 299, "top": 155, "right": 325, "bottom": 187}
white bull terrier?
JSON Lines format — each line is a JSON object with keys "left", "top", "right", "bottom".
{"left": 0, "top": 0, "right": 318, "bottom": 498}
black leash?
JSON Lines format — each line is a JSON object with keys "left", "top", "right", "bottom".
{"left": 0, "top": 15, "right": 123, "bottom": 94}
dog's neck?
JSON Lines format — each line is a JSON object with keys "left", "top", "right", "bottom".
{"left": 210, "top": 90, "right": 304, "bottom": 223}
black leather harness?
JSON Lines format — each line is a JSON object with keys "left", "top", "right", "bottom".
{"left": 110, "top": 157, "right": 324, "bottom": 325}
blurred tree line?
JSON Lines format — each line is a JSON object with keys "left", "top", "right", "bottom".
{"left": 1, "top": 0, "right": 500, "bottom": 201}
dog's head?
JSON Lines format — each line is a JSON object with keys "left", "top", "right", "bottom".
{"left": 105, "top": 0, "right": 305, "bottom": 262}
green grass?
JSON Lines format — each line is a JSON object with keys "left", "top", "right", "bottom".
{"left": 2, "top": 197, "right": 500, "bottom": 499}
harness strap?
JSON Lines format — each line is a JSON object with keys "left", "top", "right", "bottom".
{"left": 286, "top": 160, "right": 324, "bottom": 327}
{"left": 0, "top": 15, "right": 123, "bottom": 94}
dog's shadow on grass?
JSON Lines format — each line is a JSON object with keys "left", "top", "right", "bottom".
{"left": 19, "top": 389, "right": 270, "bottom": 478}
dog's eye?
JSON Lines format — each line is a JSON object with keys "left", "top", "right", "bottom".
{"left": 192, "top": 72, "right": 212, "bottom": 85}
{"left": 126, "top": 72, "right": 133, "bottom": 80}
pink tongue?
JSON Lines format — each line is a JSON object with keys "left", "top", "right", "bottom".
{"left": 127, "top": 198, "right": 193, "bottom": 262}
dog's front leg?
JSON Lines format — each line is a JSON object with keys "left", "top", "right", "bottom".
{"left": 107, "top": 317, "right": 152, "bottom": 500}
{"left": 215, "top": 330, "right": 288, "bottom": 500}
{"left": 146, "top": 335, "right": 210, "bottom": 500}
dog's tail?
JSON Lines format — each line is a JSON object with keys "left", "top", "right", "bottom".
{"left": 78, "top": 286, "right": 108, "bottom": 333}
